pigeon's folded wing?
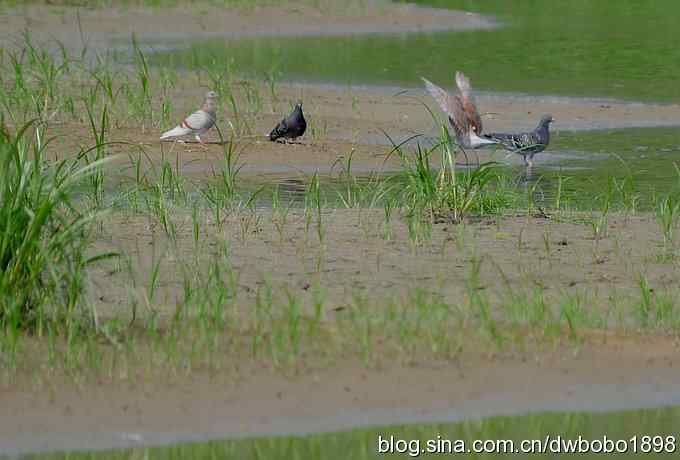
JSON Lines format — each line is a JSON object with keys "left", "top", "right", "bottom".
{"left": 184, "top": 110, "right": 214, "bottom": 132}
{"left": 285, "top": 107, "right": 306, "bottom": 135}
{"left": 517, "top": 132, "right": 546, "bottom": 153}
{"left": 486, "top": 132, "right": 542, "bottom": 153}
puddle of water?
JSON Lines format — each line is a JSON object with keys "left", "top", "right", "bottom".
{"left": 235, "top": 171, "right": 393, "bottom": 211}
{"left": 527, "top": 127, "right": 680, "bottom": 210}
{"left": 148, "top": 0, "right": 680, "bottom": 102}
{"left": 21, "top": 405, "right": 680, "bottom": 459}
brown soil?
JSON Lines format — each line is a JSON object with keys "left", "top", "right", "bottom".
{"left": 42, "top": 80, "right": 680, "bottom": 177}
{"left": 89, "top": 210, "right": 678, "bottom": 318}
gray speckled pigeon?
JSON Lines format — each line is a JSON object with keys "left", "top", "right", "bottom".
{"left": 484, "top": 115, "right": 554, "bottom": 167}
{"left": 160, "top": 91, "right": 217, "bottom": 144}
{"left": 422, "top": 72, "right": 497, "bottom": 149}
{"left": 270, "top": 102, "right": 306, "bottom": 142}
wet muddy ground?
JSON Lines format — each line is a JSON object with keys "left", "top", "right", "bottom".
{"left": 43, "top": 81, "right": 680, "bottom": 177}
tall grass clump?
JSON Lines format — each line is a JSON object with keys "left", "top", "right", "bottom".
{"left": 388, "top": 127, "right": 513, "bottom": 224}
{"left": 655, "top": 194, "right": 680, "bottom": 257}
{"left": 201, "top": 128, "right": 245, "bottom": 217}
{"left": 655, "top": 165, "right": 680, "bottom": 255}
{"left": 0, "top": 120, "right": 113, "bottom": 330}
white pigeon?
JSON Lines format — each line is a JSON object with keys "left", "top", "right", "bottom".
{"left": 160, "top": 91, "right": 217, "bottom": 144}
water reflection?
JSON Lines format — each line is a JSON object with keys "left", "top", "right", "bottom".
{"left": 25, "top": 405, "right": 680, "bottom": 459}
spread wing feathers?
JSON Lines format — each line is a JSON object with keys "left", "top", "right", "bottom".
{"left": 160, "top": 110, "right": 215, "bottom": 140}
{"left": 485, "top": 131, "right": 545, "bottom": 154}
{"left": 455, "top": 71, "right": 471, "bottom": 99}
{"left": 456, "top": 72, "right": 483, "bottom": 136}
{"left": 462, "top": 99, "right": 482, "bottom": 136}
{"left": 422, "top": 77, "right": 467, "bottom": 139}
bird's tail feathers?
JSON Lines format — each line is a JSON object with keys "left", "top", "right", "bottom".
{"left": 455, "top": 71, "right": 472, "bottom": 98}
{"left": 471, "top": 131, "right": 498, "bottom": 147}
{"left": 160, "top": 125, "right": 191, "bottom": 140}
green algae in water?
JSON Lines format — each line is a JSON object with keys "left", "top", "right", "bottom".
{"left": 149, "top": 0, "right": 680, "bottom": 102}
{"left": 24, "top": 406, "right": 680, "bottom": 459}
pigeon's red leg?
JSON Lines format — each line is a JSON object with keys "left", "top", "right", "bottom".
{"left": 195, "top": 134, "right": 209, "bottom": 150}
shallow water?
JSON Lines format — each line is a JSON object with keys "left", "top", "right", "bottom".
{"left": 22, "top": 406, "right": 680, "bottom": 459}
{"left": 232, "top": 126, "right": 680, "bottom": 211}
{"left": 150, "top": 0, "right": 680, "bottom": 102}
{"left": 517, "top": 127, "right": 680, "bottom": 210}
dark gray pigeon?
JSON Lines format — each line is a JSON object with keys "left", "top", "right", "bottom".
{"left": 484, "top": 114, "right": 554, "bottom": 167}
{"left": 269, "top": 102, "right": 306, "bottom": 143}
